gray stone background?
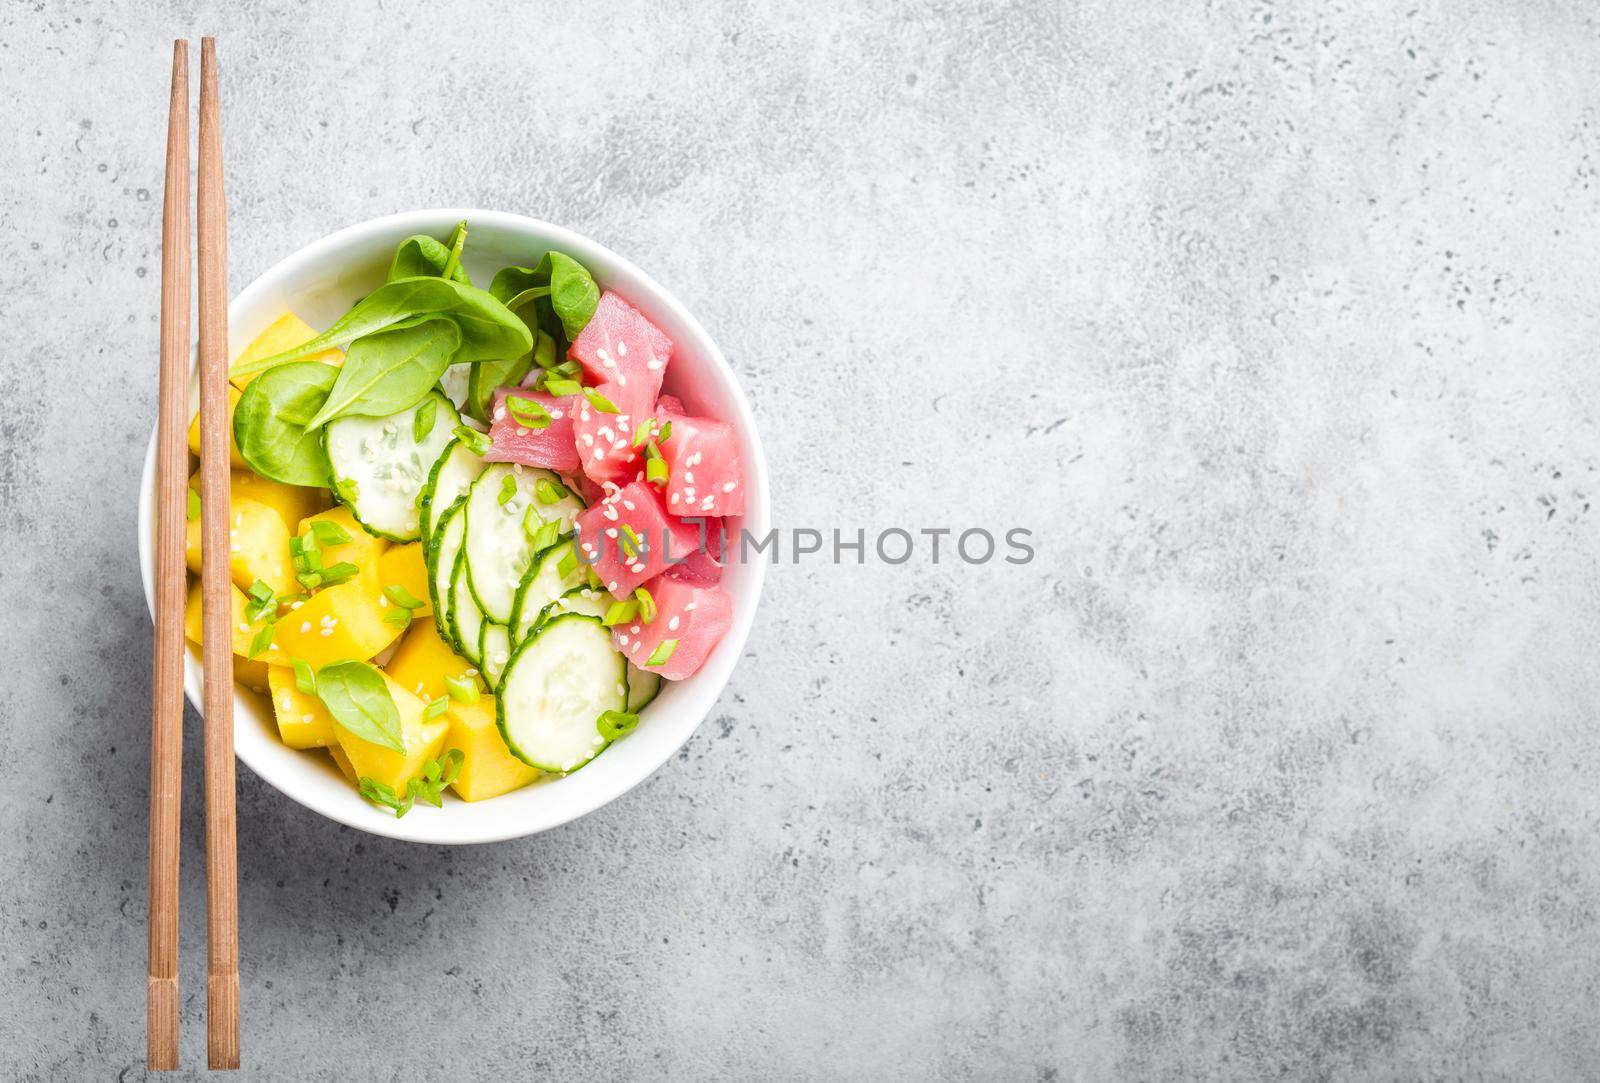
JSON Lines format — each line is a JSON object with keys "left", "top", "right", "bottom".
{"left": 5, "top": 0, "right": 1600, "bottom": 1079}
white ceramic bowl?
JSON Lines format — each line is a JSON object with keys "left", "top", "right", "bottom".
{"left": 138, "top": 209, "right": 768, "bottom": 844}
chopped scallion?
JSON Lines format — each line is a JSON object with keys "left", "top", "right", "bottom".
{"left": 524, "top": 510, "right": 561, "bottom": 552}
{"left": 186, "top": 489, "right": 201, "bottom": 521}
{"left": 383, "top": 584, "right": 425, "bottom": 610}
{"left": 634, "top": 586, "right": 657, "bottom": 624}
{"left": 583, "top": 387, "right": 619, "bottom": 414}
{"left": 498, "top": 474, "right": 518, "bottom": 506}
{"left": 534, "top": 478, "right": 568, "bottom": 505}
{"left": 544, "top": 377, "right": 583, "bottom": 397}
{"left": 602, "top": 599, "right": 640, "bottom": 627}
{"left": 597, "top": 709, "right": 640, "bottom": 742}
{"left": 310, "top": 520, "right": 351, "bottom": 546}
{"left": 292, "top": 658, "right": 316, "bottom": 696}
{"left": 453, "top": 424, "right": 492, "bottom": 456}
{"left": 248, "top": 621, "right": 276, "bottom": 658}
{"left": 444, "top": 674, "right": 479, "bottom": 703}
{"left": 507, "top": 396, "right": 551, "bottom": 429}
{"left": 413, "top": 396, "right": 438, "bottom": 443}
{"left": 646, "top": 638, "right": 678, "bottom": 667}
{"left": 319, "top": 561, "right": 360, "bottom": 587}
{"left": 423, "top": 695, "right": 450, "bottom": 720}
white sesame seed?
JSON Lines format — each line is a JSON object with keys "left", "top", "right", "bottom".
{"left": 668, "top": 616, "right": 680, "bottom": 631}
{"left": 616, "top": 340, "right": 627, "bottom": 357}
{"left": 300, "top": 621, "right": 311, "bottom": 633}
{"left": 722, "top": 481, "right": 737, "bottom": 492}
{"left": 320, "top": 628, "right": 333, "bottom": 637}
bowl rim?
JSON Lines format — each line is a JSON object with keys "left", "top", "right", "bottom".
{"left": 137, "top": 208, "right": 769, "bottom": 844}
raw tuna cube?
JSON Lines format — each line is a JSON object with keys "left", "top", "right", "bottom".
{"left": 666, "top": 519, "right": 724, "bottom": 585}
{"left": 656, "top": 411, "right": 745, "bottom": 517}
{"left": 575, "top": 481, "right": 705, "bottom": 597}
{"left": 613, "top": 576, "right": 732, "bottom": 681}
{"left": 573, "top": 382, "right": 647, "bottom": 486}
{"left": 655, "top": 394, "right": 684, "bottom": 415}
{"left": 484, "top": 390, "right": 580, "bottom": 472}
{"left": 569, "top": 292, "right": 672, "bottom": 404}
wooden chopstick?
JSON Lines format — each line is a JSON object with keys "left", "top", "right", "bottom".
{"left": 147, "top": 37, "right": 189, "bottom": 1073}
{"left": 196, "top": 35, "right": 241, "bottom": 1071}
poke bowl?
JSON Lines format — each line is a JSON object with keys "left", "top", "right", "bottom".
{"left": 137, "top": 209, "right": 768, "bottom": 844}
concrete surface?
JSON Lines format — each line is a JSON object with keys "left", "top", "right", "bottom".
{"left": 4, "top": 0, "right": 1600, "bottom": 1078}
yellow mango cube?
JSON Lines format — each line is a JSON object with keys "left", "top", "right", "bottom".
{"left": 377, "top": 543, "right": 433, "bottom": 618}
{"left": 186, "top": 495, "right": 295, "bottom": 597}
{"left": 184, "top": 580, "right": 291, "bottom": 666}
{"left": 384, "top": 618, "right": 473, "bottom": 703}
{"left": 266, "top": 664, "right": 336, "bottom": 749}
{"left": 447, "top": 696, "right": 540, "bottom": 802}
{"left": 333, "top": 672, "right": 449, "bottom": 791}
{"left": 328, "top": 745, "right": 358, "bottom": 785}
{"left": 297, "top": 504, "right": 386, "bottom": 575}
{"left": 271, "top": 574, "right": 401, "bottom": 669}
{"left": 195, "top": 468, "right": 329, "bottom": 536}
{"left": 187, "top": 385, "right": 248, "bottom": 468}
{"left": 234, "top": 656, "right": 271, "bottom": 695}
{"left": 230, "top": 312, "right": 343, "bottom": 390}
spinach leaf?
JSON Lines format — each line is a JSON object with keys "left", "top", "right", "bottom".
{"left": 545, "top": 251, "right": 599, "bottom": 340}
{"left": 304, "top": 317, "right": 461, "bottom": 427}
{"left": 489, "top": 251, "right": 599, "bottom": 343}
{"left": 389, "top": 235, "right": 452, "bottom": 282}
{"left": 316, "top": 661, "right": 404, "bottom": 753}
{"left": 229, "top": 277, "right": 531, "bottom": 381}
{"left": 388, "top": 222, "right": 472, "bottom": 285}
{"left": 232, "top": 361, "right": 338, "bottom": 486}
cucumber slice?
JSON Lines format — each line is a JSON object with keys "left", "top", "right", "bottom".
{"left": 462, "top": 464, "right": 586, "bottom": 625}
{"left": 510, "top": 540, "right": 586, "bottom": 642}
{"left": 480, "top": 622, "right": 512, "bottom": 690}
{"left": 536, "top": 586, "right": 662, "bottom": 712}
{"left": 324, "top": 390, "right": 461, "bottom": 542}
{"left": 427, "top": 500, "right": 467, "bottom": 651}
{"left": 540, "top": 584, "right": 609, "bottom": 624}
{"left": 419, "top": 437, "right": 485, "bottom": 545}
{"left": 497, "top": 614, "right": 628, "bottom": 773}
{"left": 449, "top": 547, "right": 486, "bottom": 667}
{"left": 627, "top": 667, "right": 662, "bottom": 712}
